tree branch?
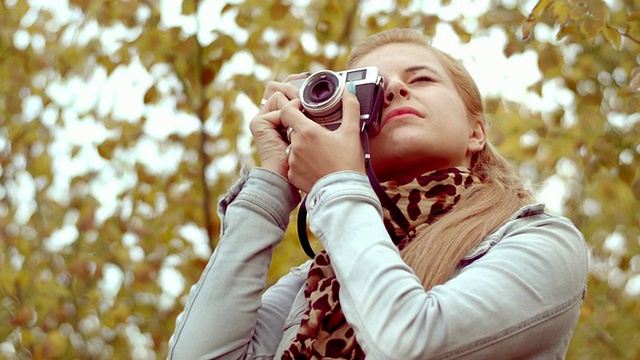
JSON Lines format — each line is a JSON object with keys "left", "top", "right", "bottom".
{"left": 328, "top": 0, "right": 360, "bottom": 70}
{"left": 620, "top": 28, "right": 640, "bottom": 45}
{"left": 193, "top": 0, "right": 216, "bottom": 250}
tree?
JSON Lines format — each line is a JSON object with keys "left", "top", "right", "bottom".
{"left": 1, "top": 0, "right": 638, "bottom": 358}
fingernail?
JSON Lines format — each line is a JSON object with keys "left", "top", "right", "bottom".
{"left": 300, "top": 71, "right": 311, "bottom": 76}
{"left": 348, "top": 82, "right": 356, "bottom": 94}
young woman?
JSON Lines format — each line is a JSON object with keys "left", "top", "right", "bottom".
{"left": 168, "top": 28, "right": 588, "bottom": 359}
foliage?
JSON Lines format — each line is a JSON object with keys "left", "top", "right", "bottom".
{"left": 1, "top": 0, "right": 638, "bottom": 358}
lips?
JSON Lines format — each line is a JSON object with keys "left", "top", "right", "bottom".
{"left": 382, "top": 106, "right": 424, "bottom": 125}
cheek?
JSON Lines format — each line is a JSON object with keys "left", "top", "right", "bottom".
{"left": 433, "top": 126, "right": 471, "bottom": 158}
{"left": 431, "top": 100, "right": 471, "bottom": 142}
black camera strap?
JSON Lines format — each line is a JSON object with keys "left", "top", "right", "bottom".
{"left": 296, "top": 198, "right": 315, "bottom": 258}
{"left": 361, "top": 129, "right": 413, "bottom": 241}
{"left": 296, "top": 128, "right": 412, "bottom": 258}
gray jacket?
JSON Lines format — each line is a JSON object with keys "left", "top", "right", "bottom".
{"left": 168, "top": 167, "right": 588, "bottom": 359}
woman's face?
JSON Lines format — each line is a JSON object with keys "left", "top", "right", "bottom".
{"left": 353, "top": 43, "right": 485, "bottom": 182}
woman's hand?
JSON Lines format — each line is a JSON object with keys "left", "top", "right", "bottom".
{"left": 249, "top": 74, "right": 307, "bottom": 179}
{"left": 281, "top": 85, "right": 365, "bottom": 194}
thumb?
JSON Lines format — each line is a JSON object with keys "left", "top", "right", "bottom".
{"left": 339, "top": 82, "right": 362, "bottom": 134}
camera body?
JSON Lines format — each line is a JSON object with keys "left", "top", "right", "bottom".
{"left": 290, "top": 66, "right": 384, "bottom": 135}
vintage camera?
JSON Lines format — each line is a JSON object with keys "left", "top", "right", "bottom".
{"left": 290, "top": 66, "right": 385, "bottom": 135}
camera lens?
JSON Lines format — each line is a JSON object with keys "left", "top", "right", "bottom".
{"left": 308, "top": 79, "right": 336, "bottom": 103}
{"left": 299, "top": 70, "right": 345, "bottom": 124}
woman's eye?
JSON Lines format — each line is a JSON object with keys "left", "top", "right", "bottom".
{"left": 412, "top": 76, "right": 434, "bottom": 83}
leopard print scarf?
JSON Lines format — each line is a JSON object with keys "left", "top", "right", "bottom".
{"left": 283, "top": 167, "right": 479, "bottom": 359}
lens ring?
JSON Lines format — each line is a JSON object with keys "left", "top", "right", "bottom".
{"left": 299, "top": 70, "right": 345, "bottom": 118}
{"left": 308, "top": 79, "right": 335, "bottom": 103}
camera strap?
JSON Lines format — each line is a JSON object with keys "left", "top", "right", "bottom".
{"left": 296, "top": 198, "right": 315, "bottom": 258}
{"left": 296, "top": 129, "right": 413, "bottom": 258}
{"left": 361, "top": 129, "right": 414, "bottom": 241}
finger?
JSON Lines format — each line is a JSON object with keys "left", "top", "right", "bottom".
{"left": 261, "top": 71, "right": 310, "bottom": 104}
{"left": 280, "top": 99, "right": 314, "bottom": 133}
{"left": 250, "top": 110, "right": 283, "bottom": 139}
{"left": 283, "top": 71, "right": 310, "bottom": 83}
{"left": 338, "top": 84, "right": 362, "bottom": 134}
{"left": 257, "top": 110, "right": 285, "bottom": 127}
{"left": 259, "top": 81, "right": 298, "bottom": 110}
{"left": 259, "top": 91, "right": 292, "bottom": 115}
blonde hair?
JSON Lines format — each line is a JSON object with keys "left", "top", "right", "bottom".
{"left": 348, "top": 28, "right": 533, "bottom": 290}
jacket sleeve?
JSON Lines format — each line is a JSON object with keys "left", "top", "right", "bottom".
{"left": 168, "top": 167, "right": 303, "bottom": 360}
{"left": 305, "top": 171, "right": 588, "bottom": 360}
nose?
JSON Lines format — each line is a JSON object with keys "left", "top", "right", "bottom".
{"left": 384, "top": 79, "right": 410, "bottom": 104}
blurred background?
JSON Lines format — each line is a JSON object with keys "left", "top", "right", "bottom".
{"left": 1, "top": 0, "right": 639, "bottom": 358}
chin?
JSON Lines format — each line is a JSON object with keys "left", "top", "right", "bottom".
{"left": 371, "top": 157, "right": 464, "bottom": 182}
{"left": 370, "top": 162, "right": 412, "bottom": 182}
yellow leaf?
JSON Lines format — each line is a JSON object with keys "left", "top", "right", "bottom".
{"left": 451, "top": 22, "right": 472, "bottom": 43}
{"left": 28, "top": 151, "right": 52, "bottom": 178}
{"left": 366, "top": 15, "right": 379, "bottom": 30}
{"left": 71, "top": 145, "right": 81, "bottom": 158}
{"left": 144, "top": 85, "right": 159, "bottom": 104}
{"left": 522, "top": 20, "right": 536, "bottom": 40}
{"left": 602, "top": 26, "right": 621, "bottom": 49}
{"left": 586, "top": 0, "right": 607, "bottom": 20}
{"left": 69, "top": 0, "right": 91, "bottom": 11}
{"left": 527, "top": 0, "right": 552, "bottom": 20}
{"left": 113, "top": 244, "right": 131, "bottom": 267}
{"left": 182, "top": 0, "right": 197, "bottom": 16}
{"left": 221, "top": 3, "right": 235, "bottom": 14}
{"left": 629, "top": 11, "right": 640, "bottom": 21}
{"left": 270, "top": 1, "right": 289, "bottom": 21}
{"left": 632, "top": 177, "right": 640, "bottom": 200}
{"left": 619, "top": 164, "right": 635, "bottom": 185}
{"left": 537, "top": 45, "right": 562, "bottom": 76}
{"left": 630, "top": 67, "right": 640, "bottom": 90}
{"left": 97, "top": 139, "right": 118, "bottom": 160}
{"left": 42, "top": 329, "right": 68, "bottom": 358}
{"left": 201, "top": 67, "right": 215, "bottom": 86}
{"left": 580, "top": 17, "right": 603, "bottom": 38}
{"left": 569, "top": 5, "right": 587, "bottom": 20}
{"left": 10, "top": 305, "right": 34, "bottom": 327}
{"left": 550, "top": 1, "right": 570, "bottom": 24}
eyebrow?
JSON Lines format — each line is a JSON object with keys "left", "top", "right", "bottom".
{"left": 404, "top": 65, "right": 439, "bottom": 74}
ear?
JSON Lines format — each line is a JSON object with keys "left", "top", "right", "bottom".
{"left": 467, "top": 118, "right": 486, "bottom": 155}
